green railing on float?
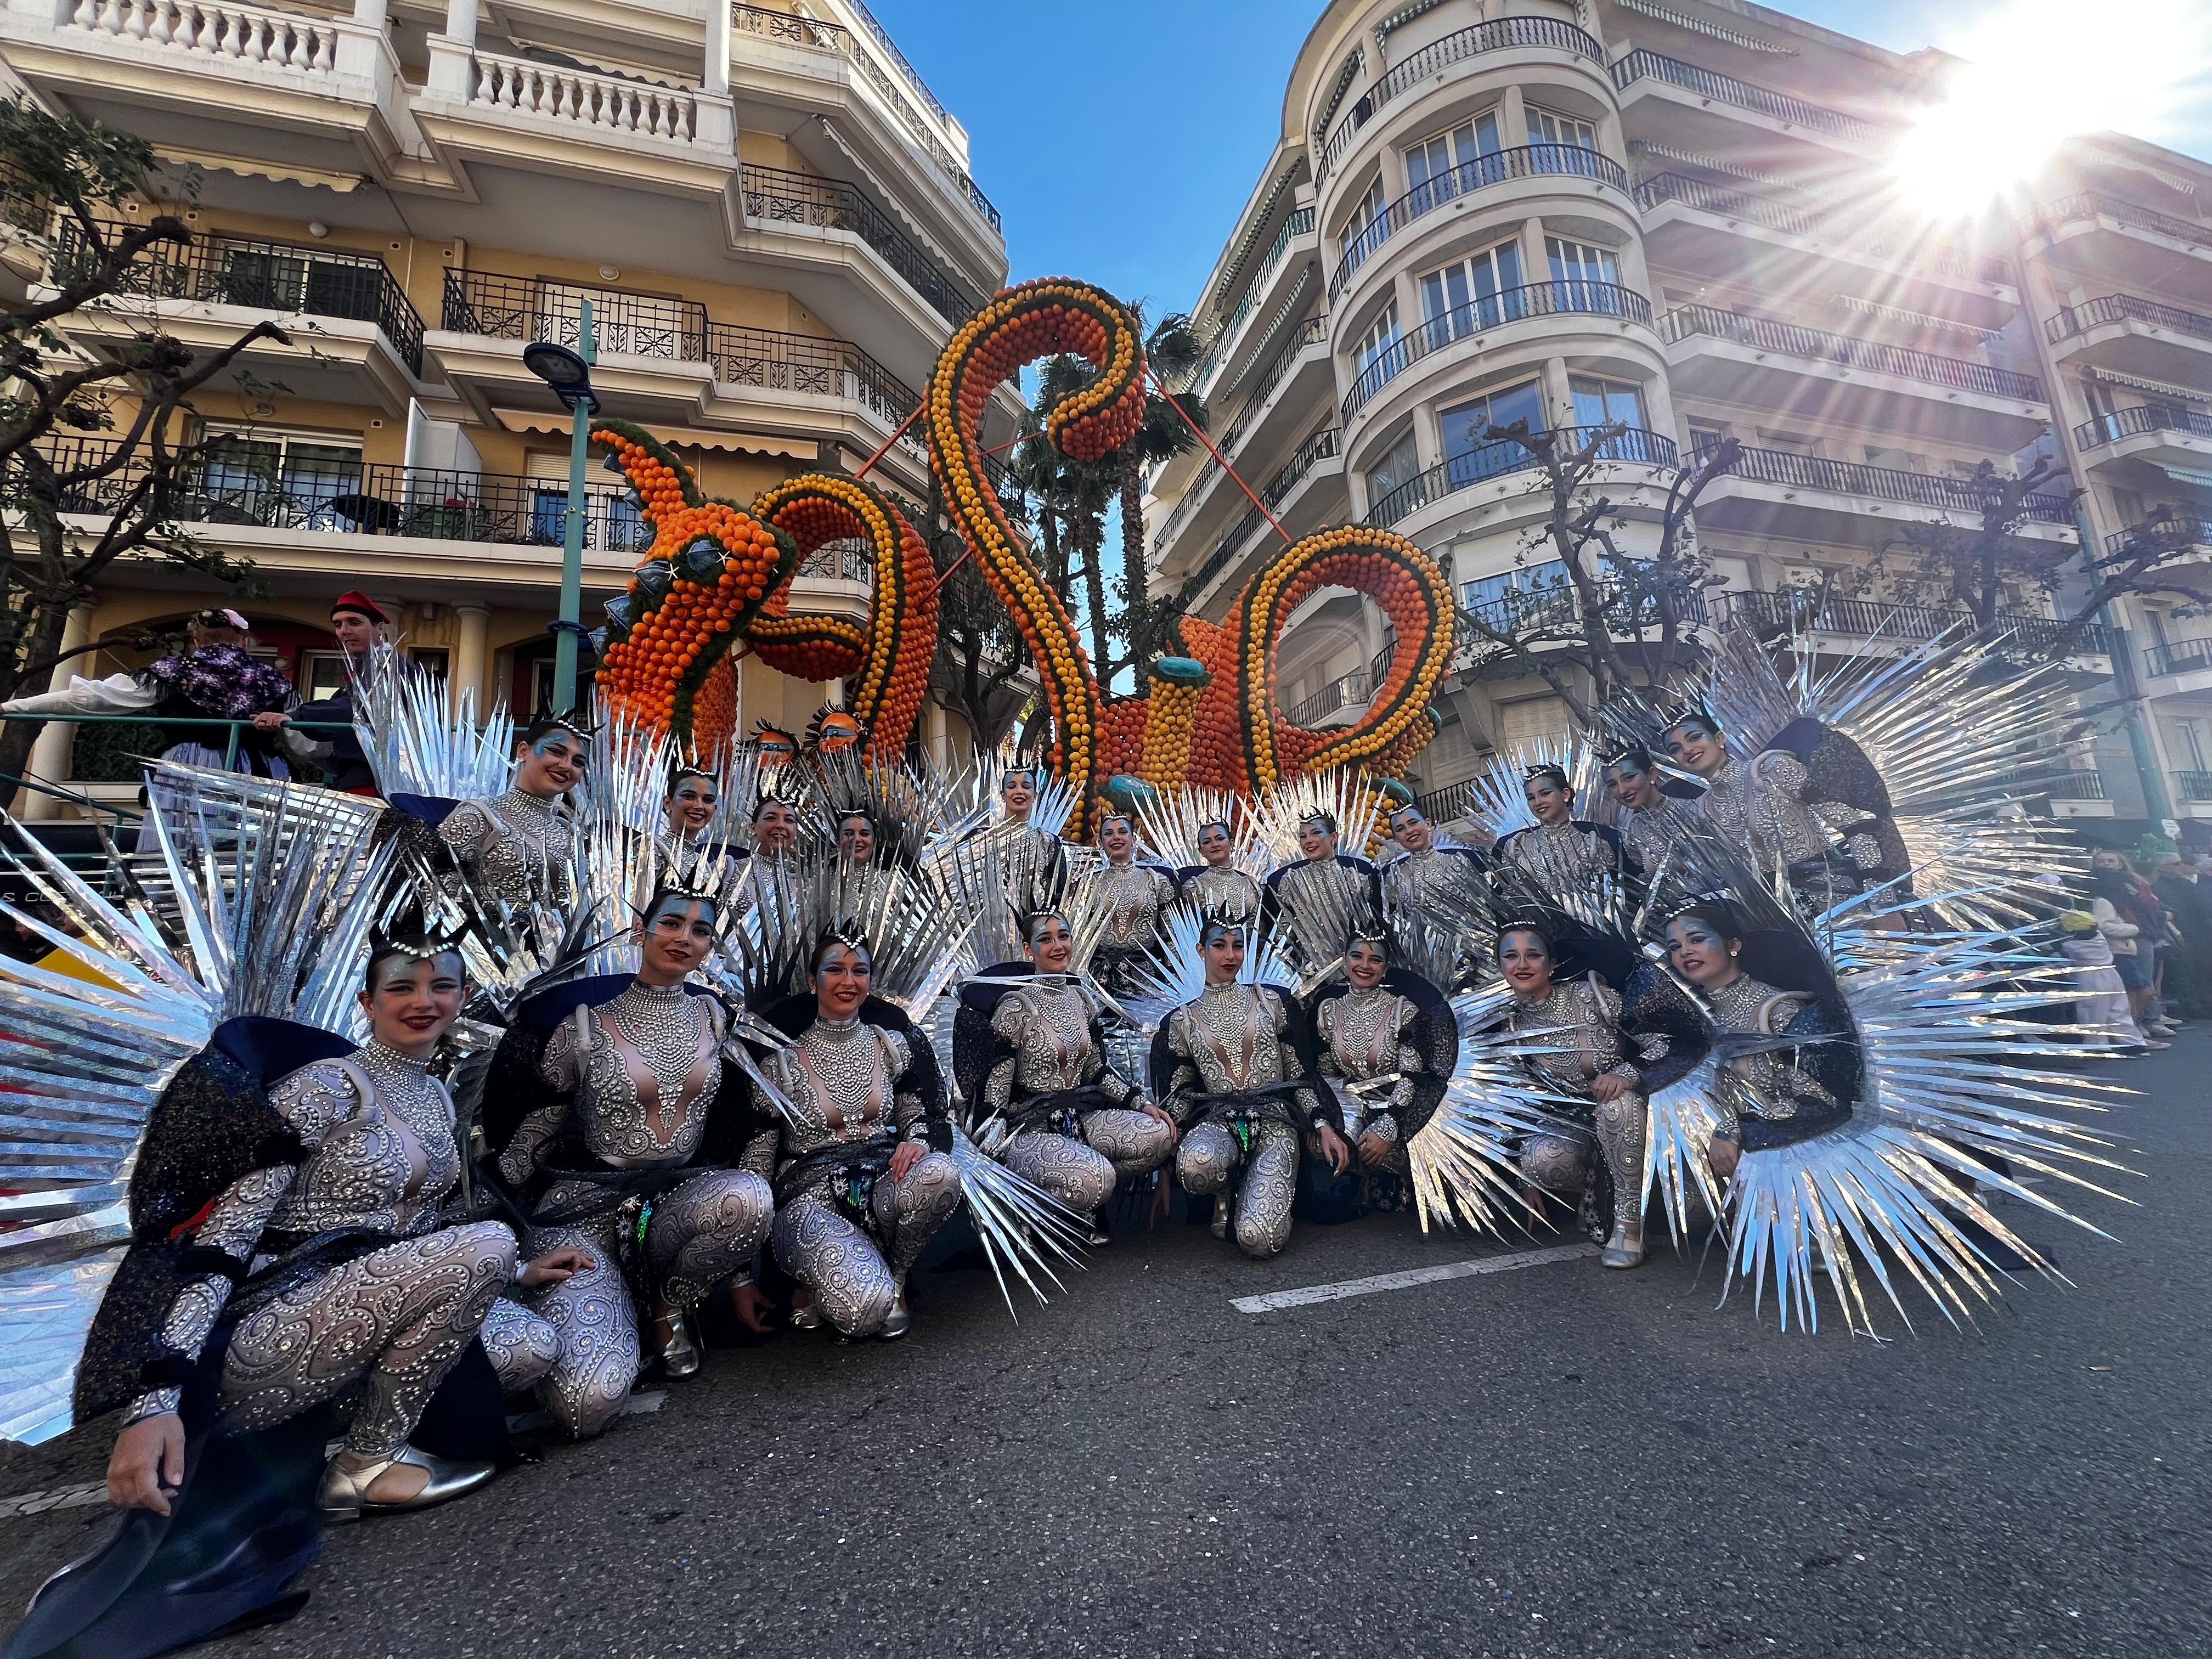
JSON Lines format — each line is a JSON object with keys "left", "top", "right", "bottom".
{"left": 0, "top": 711, "right": 357, "bottom": 833}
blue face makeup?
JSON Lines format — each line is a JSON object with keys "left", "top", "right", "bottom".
{"left": 373, "top": 951, "right": 464, "bottom": 995}
{"left": 1671, "top": 919, "right": 1722, "bottom": 950}
{"left": 648, "top": 896, "right": 716, "bottom": 932}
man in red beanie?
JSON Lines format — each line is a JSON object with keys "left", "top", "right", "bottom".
{"left": 252, "top": 591, "right": 388, "bottom": 794}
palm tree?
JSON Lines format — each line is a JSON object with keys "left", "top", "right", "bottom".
{"left": 1116, "top": 307, "right": 1208, "bottom": 674}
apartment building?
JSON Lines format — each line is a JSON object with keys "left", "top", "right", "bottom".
{"left": 0, "top": 0, "right": 1019, "bottom": 815}
{"left": 1147, "top": 0, "right": 2212, "bottom": 837}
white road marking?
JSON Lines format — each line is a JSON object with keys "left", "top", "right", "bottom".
{"left": 0, "top": 1481, "right": 109, "bottom": 1521}
{"left": 1231, "top": 1243, "right": 1598, "bottom": 1313}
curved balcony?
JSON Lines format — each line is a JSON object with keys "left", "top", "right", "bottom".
{"left": 1711, "top": 444, "right": 2075, "bottom": 522}
{"left": 1660, "top": 303, "right": 2042, "bottom": 399}
{"left": 1183, "top": 426, "right": 1343, "bottom": 594}
{"left": 1342, "top": 282, "right": 1655, "bottom": 422}
{"left": 2074, "top": 403, "right": 2212, "bottom": 450}
{"left": 1723, "top": 589, "right": 2114, "bottom": 661}
{"left": 1633, "top": 172, "right": 2011, "bottom": 287}
{"left": 1188, "top": 206, "right": 1316, "bottom": 395}
{"left": 2107, "top": 516, "right": 2212, "bottom": 561}
{"left": 1610, "top": 49, "right": 1886, "bottom": 146}
{"left": 738, "top": 163, "right": 980, "bottom": 325}
{"left": 1330, "top": 145, "right": 1630, "bottom": 303}
{"left": 1366, "top": 426, "right": 1678, "bottom": 529}
{"left": 1313, "top": 16, "right": 1607, "bottom": 184}
{"left": 2050, "top": 293, "right": 2212, "bottom": 347}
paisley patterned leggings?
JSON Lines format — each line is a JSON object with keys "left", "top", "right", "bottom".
{"left": 1002, "top": 1131, "right": 1116, "bottom": 1218}
{"left": 770, "top": 1152, "right": 961, "bottom": 1338}
{"left": 1520, "top": 1091, "right": 1647, "bottom": 1225}
{"left": 1081, "top": 1107, "right": 1177, "bottom": 1183}
{"left": 217, "top": 1220, "right": 515, "bottom": 1460}
{"left": 524, "top": 1168, "right": 774, "bottom": 1438}
{"left": 1176, "top": 1119, "right": 1299, "bottom": 1259}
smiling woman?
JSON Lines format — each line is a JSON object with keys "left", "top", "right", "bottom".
{"left": 1888, "top": 0, "right": 2212, "bottom": 216}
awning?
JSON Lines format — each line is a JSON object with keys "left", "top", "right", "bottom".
{"left": 492, "top": 409, "right": 816, "bottom": 459}
{"left": 155, "top": 146, "right": 362, "bottom": 194}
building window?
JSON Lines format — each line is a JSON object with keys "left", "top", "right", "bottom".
{"left": 2177, "top": 719, "right": 2208, "bottom": 772}
{"left": 1495, "top": 692, "right": 1572, "bottom": 750}
{"left": 1404, "top": 112, "right": 1503, "bottom": 211}
{"left": 1438, "top": 379, "right": 1545, "bottom": 482}
{"left": 1688, "top": 421, "right": 1728, "bottom": 456}
{"left": 1339, "top": 177, "right": 1386, "bottom": 261}
{"left": 1525, "top": 106, "right": 1607, "bottom": 180}
{"left": 196, "top": 428, "right": 365, "bottom": 528}
{"left": 1351, "top": 301, "right": 1402, "bottom": 378}
{"left": 300, "top": 649, "right": 352, "bottom": 699}
{"left": 1418, "top": 239, "right": 1526, "bottom": 348}
{"left": 1526, "top": 105, "right": 1599, "bottom": 150}
{"left": 410, "top": 647, "right": 450, "bottom": 683}
{"left": 1546, "top": 236, "right": 1620, "bottom": 290}
{"left": 1364, "top": 427, "right": 1423, "bottom": 515}
{"left": 1462, "top": 560, "right": 1570, "bottom": 615}
{"left": 1568, "top": 375, "right": 1648, "bottom": 442}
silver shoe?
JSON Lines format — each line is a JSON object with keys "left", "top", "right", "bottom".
{"left": 1209, "top": 1198, "right": 1230, "bottom": 1240}
{"left": 316, "top": 1445, "right": 494, "bottom": 1523}
{"left": 1600, "top": 1222, "right": 1646, "bottom": 1270}
{"left": 656, "top": 1306, "right": 701, "bottom": 1378}
{"left": 789, "top": 1299, "right": 822, "bottom": 1330}
{"left": 878, "top": 1291, "right": 911, "bottom": 1340}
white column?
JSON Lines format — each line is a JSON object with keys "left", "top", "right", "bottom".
{"left": 443, "top": 0, "right": 477, "bottom": 45}
{"left": 704, "top": 0, "right": 730, "bottom": 94}
{"left": 21, "top": 605, "right": 98, "bottom": 824}
{"left": 454, "top": 604, "right": 490, "bottom": 714}
{"left": 352, "top": 0, "right": 388, "bottom": 27}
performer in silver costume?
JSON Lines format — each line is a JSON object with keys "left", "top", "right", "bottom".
{"left": 996, "top": 765, "right": 1068, "bottom": 916}
{"left": 437, "top": 714, "right": 588, "bottom": 906}
{"left": 960, "top": 911, "right": 1177, "bottom": 1244}
{"left": 1496, "top": 921, "right": 1657, "bottom": 1268}
{"left": 1494, "top": 764, "right": 1623, "bottom": 890}
{"left": 1080, "top": 811, "right": 1177, "bottom": 989}
{"left": 744, "top": 935, "right": 962, "bottom": 1340}
{"left": 837, "top": 808, "right": 877, "bottom": 865}
{"left": 1602, "top": 745, "right": 1700, "bottom": 881}
{"left": 1262, "top": 811, "right": 1379, "bottom": 963}
{"left": 1158, "top": 914, "right": 1348, "bottom": 1259}
{"left": 1661, "top": 902, "right": 1849, "bottom": 1181}
{"left": 1308, "top": 932, "right": 1427, "bottom": 1211}
{"left": 1177, "top": 817, "right": 1263, "bottom": 921}
{"left": 1379, "top": 802, "right": 1488, "bottom": 914}
{"left": 1663, "top": 710, "right": 1883, "bottom": 905}
{"left": 494, "top": 890, "right": 774, "bottom": 1435}
{"left": 104, "top": 939, "right": 585, "bottom": 1522}
{"left": 736, "top": 787, "right": 806, "bottom": 913}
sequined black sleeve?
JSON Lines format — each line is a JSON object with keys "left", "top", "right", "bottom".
{"left": 1734, "top": 996, "right": 1855, "bottom": 1152}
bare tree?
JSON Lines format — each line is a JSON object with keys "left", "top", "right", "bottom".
{"left": 1447, "top": 420, "right": 1740, "bottom": 725}
{"left": 917, "top": 475, "right": 1029, "bottom": 752}
{"left": 0, "top": 100, "right": 289, "bottom": 808}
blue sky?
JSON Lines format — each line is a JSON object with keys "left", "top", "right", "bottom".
{"left": 869, "top": 0, "right": 2211, "bottom": 310}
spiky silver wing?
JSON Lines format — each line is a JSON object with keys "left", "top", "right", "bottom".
{"left": 1132, "top": 785, "right": 1274, "bottom": 880}
{"left": 1245, "top": 768, "right": 1387, "bottom": 864}
{"left": 1115, "top": 902, "right": 1300, "bottom": 1036}
{"left": 945, "top": 1127, "right": 1091, "bottom": 1317}
{"left": 351, "top": 644, "right": 514, "bottom": 802}
{"left": 0, "top": 778, "right": 397, "bottom": 1444}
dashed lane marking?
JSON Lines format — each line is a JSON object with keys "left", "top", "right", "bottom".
{"left": 1230, "top": 1243, "right": 1598, "bottom": 1313}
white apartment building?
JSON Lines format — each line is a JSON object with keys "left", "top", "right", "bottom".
{"left": 0, "top": 0, "right": 1020, "bottom": 814}
{"left": 1147, "top": 0, "right": 2212, "bottom": 839}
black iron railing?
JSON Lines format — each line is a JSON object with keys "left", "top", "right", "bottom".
{"left": 51, "top": 216, "right": 425, "bottom": 375}
{"left": 2073, "top": 403, "right": 2212, "bottom": 449}
{"left": 2146, "top": 639, "right": 2212, "bottom": 679}
{"left": 0, "top": 168, "right": 48, "bottom": 235}
{"left": 729, "top": 3, "right": 998, "bottom": 231}
{"left": 1215, "top": 317, "right": 1329, "bottom": 454}
{"left": 2175, "top": 770, "right": 2212, "bottom": 801}
{"left": 2036, "top": 194, "right": 2212, "bottom": 252}
{"left": 2107, "top": 516, "right": 2212, "bottom": 559}
{"left": 1180, "top": 426, "right": 1343, "bottom": 585}
{"left": 1456, "top": 582, "right": 1712, "bottom": 652}
{"left": 1344, "top": 282, "right": 1654, "bottom": 419}
{"left": 1609, "top": 49, "right": 1886, "bottom": 143}
{"left": 704, "top": 319, "right": 921, "bottom": 444}
{"left": 738, "top": 165, "right": 979, "bottom": 323}
{"left": 1189, "top": 207, "right": 1317, "bottom": 392}
{"left": 1286, "top": 668, "right": 1377, "bottom": 726}
{"left": 1660, "top": 302, "right": 2044, "bottom": 400}
{"left": 1314, "top": 16, "right": 1605, "bottom": 181}
{"left": 1365, "top": 426, "right": 1677, "bottom": 530}
{"left": 12, "top": 436, "right": 656, "bottom": 553}
{"left": 442, "top": 269, "right": 709, "bottom": 358}
{"left": 1632, "top": 172, "right": 2008, "bottom": 284}
{"left": 1723, "top": 589, "right": 2115, "bottom": 658}
{"left": 1331, "top": 144, "right": 1629, "bottom": 300}
{"left": 1711, "top": 443, "right": 2075, "bottom": 522}
{"left": 2048, "top": 291, "right": 2212, "bottom": 345}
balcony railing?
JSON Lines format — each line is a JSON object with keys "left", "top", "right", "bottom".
{"left": 1173, "top": 426, "right": 1340, "bottom": 593}
{"left": 2145, "top": 638, "right": 2212, "bottom": 679}
{"left": 58, "top": 0, "right": 351, "bottom": 76}
{"left": 466, "top": 47, "right": 701, "bottom": 144}
{"left": 1331, "top": 145, "right": 1629, "bottom": 301}
{"left": 50, "top": 217, "right": 426, "bottom": 375}
{"left": 0, "top": 168, "right": 49, "bottom": 236}
{"left": 1632, "top": 172, "right": 2010, "bottom": 284}
{"left": 1217, "top": 316, "right": 1329, "bottom": 453}
{"left": 730, "top": 3, "right": 998, "bottom": 231}
{"left": 2176, "top": 770, "right": 2212, "bottom": 802}
{"left": 1344, "top": 282, "right": 1654, "bottom": 419}
{"left": 11, "top": 437, "right": 657, "bottom": 554}
{"left": 1189, "top": 206, "right": 1316, "bottom": 393}
{"left": 2107, "top": 516, "right": 2212, "bottom": 560}
{"left": 1456, "top": 582, "right": 1712, "bottom": 652}
{"left": 1314, "top": 16, "right": 1605, "bottom": 182}
{"left": 2047, "top": 292, "right": 2212, "bottom": 347}
{"left": 1609, "top": 49, "right": 1886, "bottom": 144}
{"left": 2073, "top": 403, "right": 2212, "bottom": 450}
{"left": 439, "top": 270, "right": 924, "bottom": 453}
{"left": 1367, "top": 426, "right": 1677, "bottom": 530}
{"left": 1286, "top": 668, "right": 1378, "bottom": 726}
{"left": 1723, "top": 589, "right": 2115, "bottom": 658}
{"left": 1709, "top": 443, "right": 2075, "bottom": 523}
{"left": 2036, "top": 194, "right": 2212, "bottom": 252}
{"left": 1660, "top": 302, "right": 2044, "bottom": 400}
{"left": 738, "top": 163, "right": 979, "bottom": 324}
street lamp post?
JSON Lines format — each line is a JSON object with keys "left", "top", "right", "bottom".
{"left": 523, "top": 300, "right": 599, "bottom": 715}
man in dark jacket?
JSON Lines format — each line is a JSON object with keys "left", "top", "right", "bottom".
{"left": 252, "top": 591, "right": 386, "bottom": 794}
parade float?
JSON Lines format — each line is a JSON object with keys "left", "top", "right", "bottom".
{"left": 586, "top": 277, "right": 1456, "bottom": 830}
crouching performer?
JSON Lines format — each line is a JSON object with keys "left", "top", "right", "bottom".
{"left": 1155, "top": 911, "right": 1348, "bottom": 1259}
{"left": 744, "top": 933, "right": 962, "bottom": 1340}
{"left": 484, "top": 886, "right": 773, "bottom": 1436}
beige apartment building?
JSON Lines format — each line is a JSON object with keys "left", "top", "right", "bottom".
{"left": 0, "top": 0, "right": 1020, "bottom": 815}
{"left": 1147, "top": 0, "right": 2212, "bottom": 838}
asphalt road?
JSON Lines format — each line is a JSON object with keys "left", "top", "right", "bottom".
{"left": 3, "top": 1035, "right": 2205, "bottom": 1659}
